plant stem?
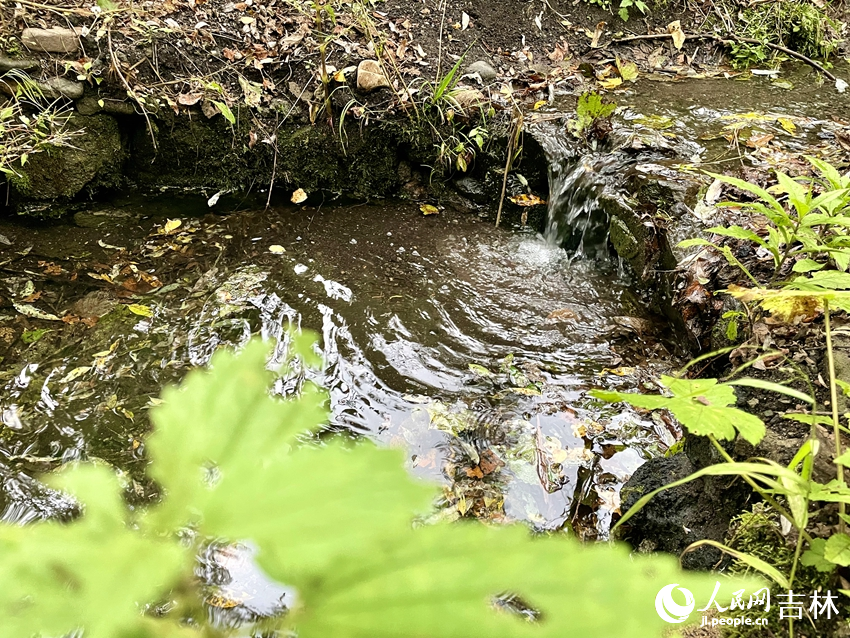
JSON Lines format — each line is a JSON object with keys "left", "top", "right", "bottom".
{"left": 824, "top": 301, "right": 846, "bottom": 533}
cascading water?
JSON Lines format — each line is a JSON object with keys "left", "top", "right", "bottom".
{"left": 534, "top": 124, "right": 629, "bottom": 259}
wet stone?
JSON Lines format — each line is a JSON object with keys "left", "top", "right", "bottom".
{"left": 38, "top": 77, "right": 84, "bottom": 100}
{"left": 0, "top": 56, "right": 39, "bottom": 72}
{"left": 453, "top": 176, "right": 489, "bottom": 204}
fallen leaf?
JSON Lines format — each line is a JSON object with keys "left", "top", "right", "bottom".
{"left": 420, "top": 204, "right": 439, "bottom": 215}
{"left": 509, "top": 193, "right": 546, "bottom": 207}
{"left": 58, "top": 366, "right": 92, "bottom": 384}
{"left": 545, "top": 308, "right": 576, "bottom": 323}
{"left": 13, "top": 303, "right": 61, "bottom": 321}
{"left": 291, "top": 188, "right": 308, "bottom": 204}
{"left": 533, "top": 100, "right": 548, "bottom": 110}
{"left": 269, "top": 245, "right": 286, "bottom": 254}
{"left": 177, "top": 93, "right": 203, "bottom": 106}
{"left": 616, "top": 56, "right": 639, "bottom": 82}
{"left": 777, "top": 117, "right": 797, "bottom": 135}
{"left": 599, "top": 77, "right": 622, "bottom": 89}
{"left": 161, "top": 219, "right": 182, "bottom": 235}
{"left": 746, "top": 132, "right": 774, "bottom": 148}
{"left": 668, "top": 20, "right": 686, "bottom": 50}
{"left": 127, "top": 304, "right": 153, "bottom": 317}
{"left": 461, "top": 11, "right": 470, "bottom": 30}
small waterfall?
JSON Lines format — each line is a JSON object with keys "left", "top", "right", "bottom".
{"left": 533, "top": 124, "right": 624, "bottom": 259}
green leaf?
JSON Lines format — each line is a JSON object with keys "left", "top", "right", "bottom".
{"left": 707, "top": 225, "right": 765, "bottom": 246}
{"left": 592, "top": 375, "right": 766, "bottom": 445}
{"left": 212, "top": 100, "right": 236, "bottom": 124}
{"left": 792, "top": 258, "right": 826, "bottom": 273}
{"left": 468, "top": 363, "right": 493, "bottom": 377}
{"left": 21, "top": 328, "right": 50, "bottom": 344}
{"left": 0, "top": 465, "right": 186, "bottom": 638}
{"left": 684, "top": 539, "right": 790, "bottom": 588}
{"left": 824, "top": 533, "right": 850, "bottom": 566}
{"left": 801, "top": 538, "right": 836, "bottom": 572}
{"left": 726, "top": 378, "right": 814, "bottom": 405}
{"left": 285, "top": 523, "right": 726, "bottom": 638}
{"left": 706, "top": 172, "right": 786, "bottom": 219}
{"left": 145, "top": 339, "right": 328, "bottom": 530}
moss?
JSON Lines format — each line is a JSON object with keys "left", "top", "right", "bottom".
{"left": 12, "top": 113, "right": 124, "bottom": 209}
{"left": 725, "top": 504, "right": 840, "bottom": 638}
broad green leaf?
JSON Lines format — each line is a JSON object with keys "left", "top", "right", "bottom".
{"left": 0, "top": 466, "right": 186, "bottom": 638}
{"left": 707, "top": 225, "right": 765, "bottom": 246}
{"left": 285, "top": 523, "right": 729, "bottom": 638}
{"left": 792, "top": 258, "right": 826, "bottom": 273}
{"left": 774, "top": 171, "right": 810, "bottom": 219}
{"left": 726, "top": 378, "right": 813, "bottom": 405}
{"left": 801, "top": 538, "right": 836, "bottom": 572}
{"left": 145, "top": 339, "right": 328, "bottom": 530}
{"left": 824, "top": 533, "right": 850, "bottom": 566}
{"left": 807, "top": 155, "right": 849, "bottom": 190}
{"left": 202, "top": 443, "right": 435, "bottom": 580}
{"left": 592, "top": 375, "right": 765, "bottom": 445}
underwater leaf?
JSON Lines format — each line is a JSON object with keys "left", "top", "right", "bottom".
{"left": 592, "top": 375, "right": 765, "bottom": 445}
{"left": 0, "top": 465, "right": 185, "bottom": 638}
{"left": 509, "top": 194, "right": 546, "bottom": 207}
{"left": 616, "top": 56, "right": 639, "bottom": 82}
{"left": 468, "top": 363, "right": 493, "bottom": 377}
{"left": 127, "top": 304, "right": 153, "bottom": 317}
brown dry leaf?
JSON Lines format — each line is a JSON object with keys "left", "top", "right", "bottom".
{"left": 38, "top": 261, "right": 63, "bottom": 275}
{"left": 746, "top": 132, "right": 775, "bottom": 148}
{"left": 177, "top": 93, "right": 203, "bottom": 106}
{"left": 545, "top": 308, "right": 576, "bottom": 323}
{"left": 464, "top": 466, "right": 484, "bottom": 479}
{"left": 587, "top": 21, "right": 606, "bottom": 48}
{"left": 509, "top": 193, "right": 546, "bottom": 207}
{"left": 668, "top": 20, "right": 686, "bottom": 50}
{"left": 478, "top": 449, "right": 504, "bottom": 475}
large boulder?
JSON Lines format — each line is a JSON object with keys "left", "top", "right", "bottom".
{"left": 10, "top": 113, "right": 124, "bottom": 207}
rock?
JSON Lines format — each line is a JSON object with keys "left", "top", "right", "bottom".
{"left": 21, "top": 27, "right": 81, "bottom": 54}
{"left": 10, "top": 113, "right": 123, "bottom": 205}
{"left": 466, "top": 60, "right": 498, "bottom": 82}
{"left": 38, "top": 77, "right": 84, "bottom": 100}
{"left": 451, "top": 88, "right": 487, "bottom": 111}
{"left": 454, "top": 176, "right": 489, "bottom": 204}
{"left": 0, "top": 56, "right": 38, "bottom": 72}
{"left": 76, "top": 96, "right": 136, "bottom": 116}
{"left": 357, "top": 59, "right": 389, "bottom": 92}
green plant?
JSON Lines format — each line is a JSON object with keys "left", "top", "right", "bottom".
{"left": 0, "top": 70, "right": 80, "bottom": 178}
{"left": 724, "top": 0, "right": 841, "bottom": 69}
{"left": 593, "top": 159, "right": 850, "bottom": 637}
{"left": 683, "top": 158, "right": 850, "bottom": 283}
{"left": 581, "top": 0, "right": 649, "bottom": 22}
{"left": 0, "top": 336, "right": 740, "bottom": 637}
{"left": 569, "top": 91, "right": 616, "bottom": 139}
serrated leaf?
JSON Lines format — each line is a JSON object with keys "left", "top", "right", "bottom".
{"left": 0, "top": 465, "right": 185, "bottom": 638}
{"left": 825, "top": 533, "right": 850, "bottom": 566}
{"left": 592, "top": 375, "right": 765, "bottom": 445}
{"left": 802, "top": 539, "right": 836, "bottom": 572}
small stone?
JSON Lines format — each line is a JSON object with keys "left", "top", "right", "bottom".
{"left": 454, "top": 177, "right": 488, "bottom": 204}
{"left": 39, "top": 76, "right": 84, "bottom": 100}
{"left": 75, "top": 96, "right": 103, "bottom": 115}
{"left": 0, "top": 56, "right": 38, "bottom": 72}
{"left": 357, "top": 59, "right": 389, "bottom": 92}
{"left": 21, "top": 27, "right": 81, "bottom": 54}
{"left": 452, "top": 88, "right": 487, "bottom": 111}
{"left": 466, "top": 60, "right": 498, "bottom": 82}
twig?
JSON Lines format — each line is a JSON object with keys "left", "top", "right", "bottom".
{"left": 12, "top": 0, "right": 92, "bottom": 16}
{"left": 107, "top": 27, "right": 157, "bottom": 152}
{"left": 436, "top": 0, "right": 447, "bottom": 82}
{"left": 495, "top": 107, "right": 522, "bottom": 228}
{"left": 610, "top": 32, "right": 840, "bottom": 83}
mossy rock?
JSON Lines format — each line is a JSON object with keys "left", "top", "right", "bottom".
{"left": 12, "top": 113, "right": 124, "bottom": 209}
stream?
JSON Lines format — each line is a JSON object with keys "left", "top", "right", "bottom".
{"left": 2, "top": 70, "right": 848, "bottom": 625}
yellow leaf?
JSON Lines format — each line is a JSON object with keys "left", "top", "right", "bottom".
{"left": 668, "top": 20, "right": 686, "bottom": 50}
{"left": 533, "top": 100, "right": 548, "bottom": 110}
{"left": 162, "top": 219, "right": 182, "bottom": 234}
{"left": 420, "top": 204, "right": 439, "bottom": 216}
{"left": 128, "top": 304, "right": 153, "bottom": 317}
{"left": 616, "top": 56, "right": 639, "bottom": 82}
{"left": 269, "top": 245, "right": 286, "bottom": 254}
{"left": 59, "top": 366, "right": 91, "bottom": 384}
{"left": 333, "top": 69, "right": 347, "bottom": 82}
{"left": 509, "top": 193, "right": 546, "bottom": 207}
{"left": 778, "top": 117, "right": 797, "bottom": 135}
{"left": 291, "top": 188, "right": 308, "bottom": 204}
{"left": 599, "top": 77, "right": 622, "bottom": 89}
